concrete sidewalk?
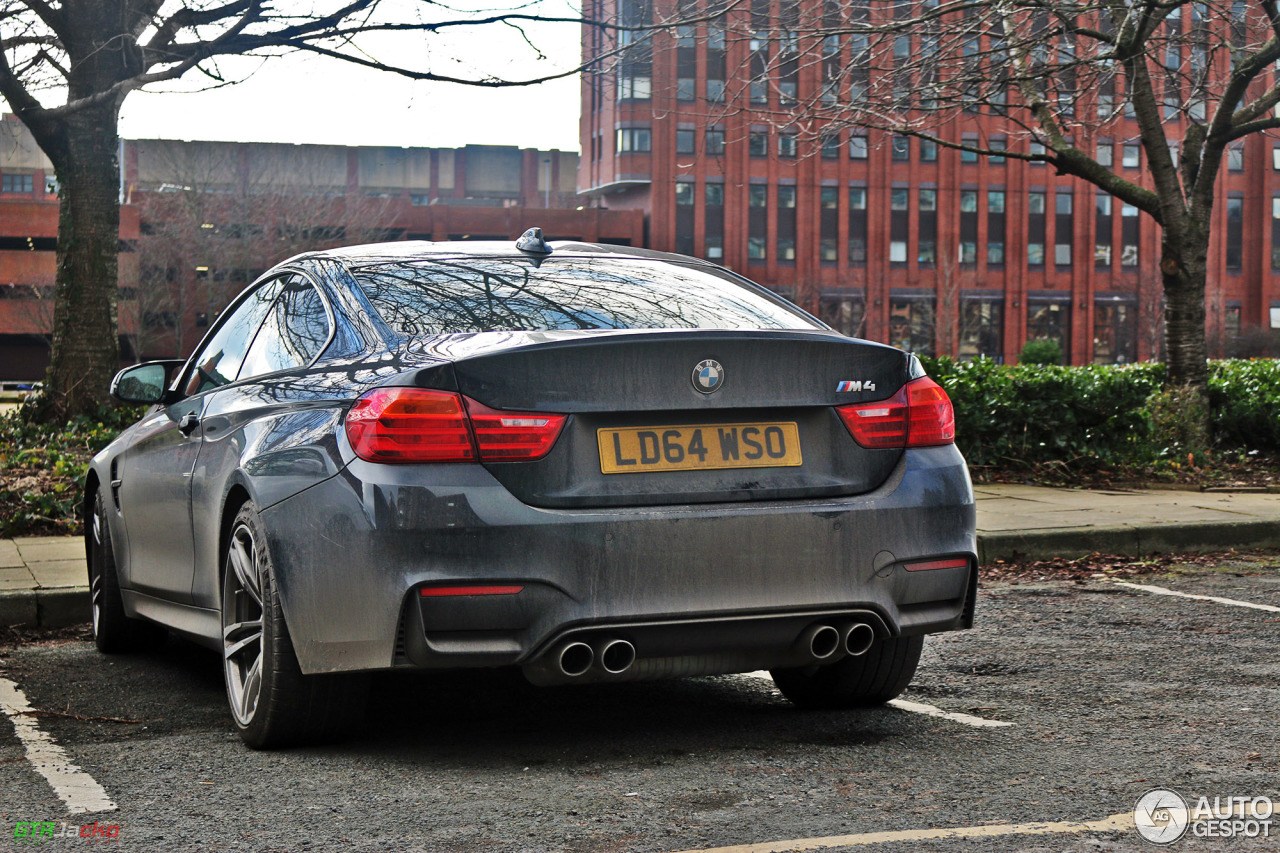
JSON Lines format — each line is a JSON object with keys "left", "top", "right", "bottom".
{"left": 0, "top": 535, "right": 88, "bottom": 629}
{"left": 3, "top": 484, "right": 1280, "bottom": 628}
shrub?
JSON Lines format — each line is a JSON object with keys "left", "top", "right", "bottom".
{"left": 1019, "top": 338, "right": 1063, "bottom": 366}
{"left": 0, "top": 403, "right": 141, "bottom": 536}
{"left": 1208, "top": 359, "right": 1280, "bottom": 452}
{"left": 921, "top": 357, "right": 1164, "bottom": 472}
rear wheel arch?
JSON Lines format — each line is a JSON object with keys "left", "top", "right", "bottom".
{"left": 218, "top": 484, "right": 253, "bottom": 592}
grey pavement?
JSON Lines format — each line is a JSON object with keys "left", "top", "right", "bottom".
{"left": 3, "top": 484, "right": 1280, "bottom": 628}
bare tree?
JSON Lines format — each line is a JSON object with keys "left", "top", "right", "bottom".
{"left": 0, "top": 1, "right": 616, "bottom": 422}
{"left": 642, "top": 0, "right": 1279, "bottom": 398}
{"left": 130, "top": 140, "right": 401, "bottom": 359}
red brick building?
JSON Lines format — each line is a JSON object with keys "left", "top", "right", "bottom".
{"left": 577, "top": 0, "right": 1271, "bottom": 364}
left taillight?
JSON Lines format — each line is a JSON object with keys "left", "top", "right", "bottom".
{"left": 835, "top": 376, "right": 956, "bottom": 449}
{"left": 344, "top": 387, "right": 566, "bottom": 463}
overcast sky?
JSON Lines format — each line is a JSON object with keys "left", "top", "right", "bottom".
{"left": 32, "top": 3, "right": 585, "bottom": 153}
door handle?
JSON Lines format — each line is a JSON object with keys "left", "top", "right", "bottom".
{"left": 177, "top": 412, "right": 201, "bottom": 436}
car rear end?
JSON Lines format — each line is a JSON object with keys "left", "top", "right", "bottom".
{"left": 260, "top": 248, "right": 976, "bottom": 682}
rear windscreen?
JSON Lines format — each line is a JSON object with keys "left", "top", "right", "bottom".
{"left": 350, "top": 257, "right": 819, "bottom": 334}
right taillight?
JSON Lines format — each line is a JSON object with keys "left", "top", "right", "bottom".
{"left": 836, "top": 376, "right": 955, "bottom": 449}
{"left": 344, "top": 387, "right": 566, "bottom": 463}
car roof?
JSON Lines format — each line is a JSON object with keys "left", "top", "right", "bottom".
{"left": 283, "top": 239, "right": 725, "bottom": 270}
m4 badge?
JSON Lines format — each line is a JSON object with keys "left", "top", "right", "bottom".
{"left": 836, "top": 380, "right": 876, "bottom": 393}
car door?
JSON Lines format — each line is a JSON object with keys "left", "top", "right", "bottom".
{"left": 117, "top": 277, "right": 286, "bottom": 601}
{"left": 189, "top": 274, "right": 335, "bottom": 607}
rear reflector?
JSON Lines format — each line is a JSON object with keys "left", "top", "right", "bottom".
{"left": 836, "top": 376, "right": 956, "bottom": 449}
{"left": 903, "top": 558, "right": 969, "bottom": 572}
{"left": 345, "top": 387, "right": 565, "bottom": 463}
{"left": 420, "top": 585, "right": 525, "bottom": 597}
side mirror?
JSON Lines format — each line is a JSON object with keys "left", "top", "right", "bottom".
{"left": 110, "top": 360, "right": 185, "bottom": 405}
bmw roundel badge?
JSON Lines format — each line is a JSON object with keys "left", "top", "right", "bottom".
{"left": 692, "top": 359, "right": 725, "bottom": 394}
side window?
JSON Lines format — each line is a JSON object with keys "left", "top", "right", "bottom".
{"left": 238, "top": 278, "right": 331, "bottom": 380}
{"left": 183, "top": 277, "right": 286, "bottom": 396}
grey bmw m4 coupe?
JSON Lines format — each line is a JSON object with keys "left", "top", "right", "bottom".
{"left": 87, "top": 229, "right": 976, "bottom": 748}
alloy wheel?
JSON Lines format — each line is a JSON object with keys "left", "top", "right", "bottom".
{"left": 222, "top": 522, "right": 265, "bottom": 726}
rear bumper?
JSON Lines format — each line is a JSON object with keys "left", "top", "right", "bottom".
{"left": 261, "top": 446, "right": 976, "bottom": 675}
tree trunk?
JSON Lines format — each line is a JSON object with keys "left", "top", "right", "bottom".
{"left": 45, "top": 102, "right": 122, "bottom": 421}
{"left": 1160, "top": 231, "right": 1209, "bottom": 393}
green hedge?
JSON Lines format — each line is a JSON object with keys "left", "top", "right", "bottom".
{"left": 1208, "top": 359, "right": 1280, "bottom": 452}
{"left": 920, "top": 357, "right": 1280, "bottom": 472}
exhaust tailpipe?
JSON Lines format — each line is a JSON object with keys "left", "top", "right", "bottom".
{"left": 597, "top": 638, "right": 637, "bottom": 675}
{"left": 843, "top": 623, "right": 876, "bottom": 657}
{"left": 795, "top": 624, "right": 842, "bottom": 662}
{"left": 558, "top": 641, "right": 594, "bottom": 677}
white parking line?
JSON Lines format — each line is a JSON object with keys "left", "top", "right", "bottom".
{"left": 740, "top": 672, "right": 1013, "bottom": 728}
{"left": 1114, "top": 582, "right": 1280, "bottom": 613}
{"left": 663, "top": 810, "right": 1132, "bottom": 852}
{"left": 0, "top": 675, "right": 117, "bottom": 814}
{"left": 884, "top": 698, "right": 1014, "bottom": 728}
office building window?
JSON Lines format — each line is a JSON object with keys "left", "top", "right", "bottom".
{"left": 1096, "top": 193, "right": 1113, "bottom": 267}
{"left": 676, "top": 130, "right": 695, "bottom": 155}
{"left": 849, "top": 186, "right": 868, "bottom": 264}
{"left": 920, "top": 138, "right": 938, "bottom": 162}
{"left": 1122, "top": 144, "right": 1140, "bottom": 167}
{"left": 1272, "top": 196, "right": 1280, "bottom": 271}
{"left": 749, "top": 132, "right": 768, "bottom": 157}
{"left": 705, "top": 129, "right": 725, "bottom": 155}
{"left": 1055, "top": 191, "right": 1074, "bottom": 267}
{"left": 891, "top": 136, "right": 910, "bottom": 161}
{"left": 779, "top": 133, "right": 798, "bottom": 158}
{"left": 889, "top": 296, "right": 935, "bottom": 355}
{"left": 1093, "top": 301, "right": 1137, "bottom": 364}
{"left": 1227, "top": 145, "right": 1244, "bottom": 171}
{"left": 988, "top": 190, "right": 1006, "bottom": 267}
{"left": 819, "top": 294, "right": 865, "bottom": 337}
{"left": 1226, "top": 194, "right": 1243, "bottom": 270}
{"left": 1027, "top": 300, "right": 1071, "bottom": 362}
{"left": 1, "top": 174, "right": 34, "bottom": 193}
{"left": 919, "top": 188, "right": 937, "bottom": 264}
{"left": 674, "top": 182, "right": 695, "bottom": 255}
{"left": 1121, "top": 202, "right": 1139, "bottom": 266}
{"left": 616, "top": 128, "right": 651, "bottom": 152}
{"left": 959, "top": 190, "right": 977, "bottom": 265}
{"left": 704, "top": 183, "right": 724, "bottom": 261}
{"left": 1096, "top": 141, "right": 1113, "bottom": 167}
{"left": 960, "top": 298, "right": 1004, "bottom": 360}
{"left": 822, "top": 133, "right": 840, "bottom": 160}
{"left": 1028, "top": 191, "right": 1046, "bottom": 266}
{"left": 849, "top": 136, "right": 868, "bottom": 159}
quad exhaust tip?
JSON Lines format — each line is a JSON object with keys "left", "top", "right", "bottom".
{"left": 558, "top": 641, "right": 594, "bottom": 677}
{"left": 598, "top": 638, "right": 637, "bottom": 674}
{"left": 844, "top": 623, "right": 876, "bottom": 657}
{"left": 797, "top": 623, "right": 843, "bottom": 661}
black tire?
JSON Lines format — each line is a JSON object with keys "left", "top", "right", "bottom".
{"left": 770, "top": 634, "right": 925, "bottom": 709}
{"left": 221, "top": 503, "right": 367, "bottom": 749}
{"left": 87, "top": 490, "right": 166, "bottom": 653}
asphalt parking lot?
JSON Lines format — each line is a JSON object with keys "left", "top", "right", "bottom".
{"left": 1, "top": 560, "right": 1278, "bottom": 852}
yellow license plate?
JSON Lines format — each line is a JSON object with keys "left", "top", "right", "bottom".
{"left": 597, "top": 422, "right": 802, "bottom": 474}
